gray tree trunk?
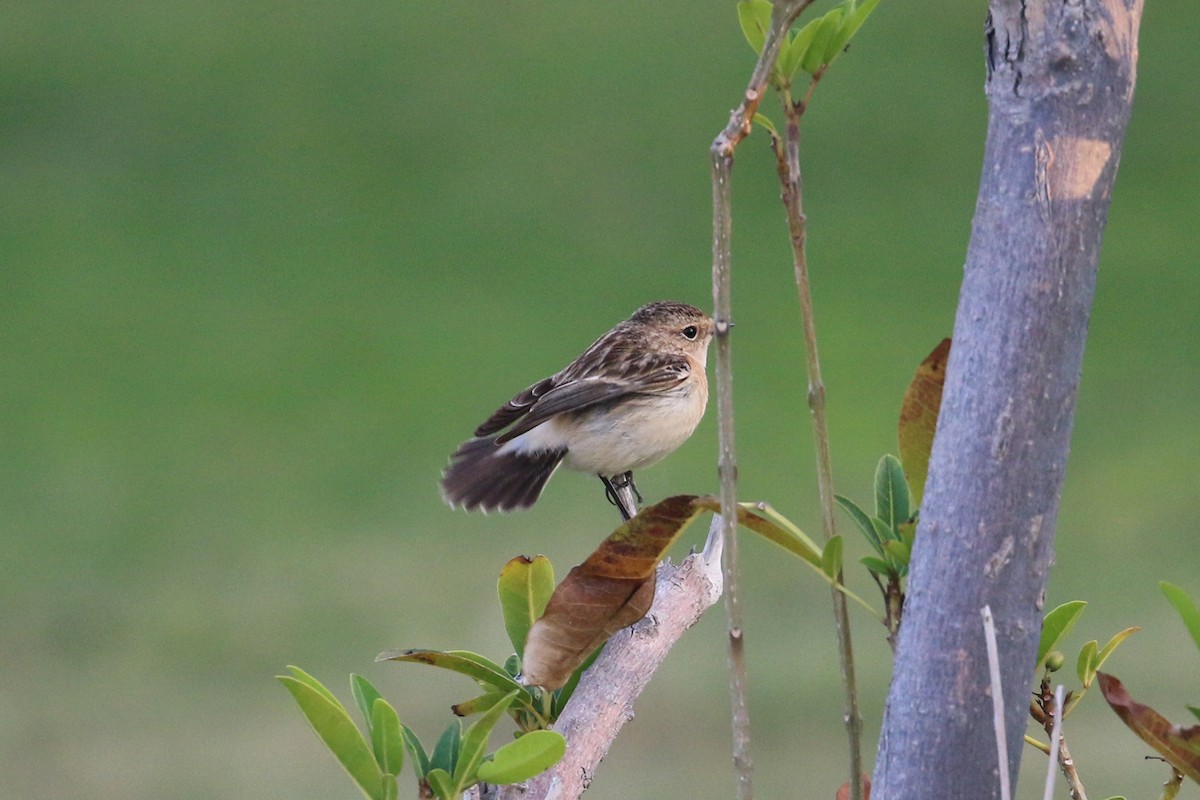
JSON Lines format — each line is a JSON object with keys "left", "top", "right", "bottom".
{"left": 872, "top": 1, "right": 1143, "bottom": 797}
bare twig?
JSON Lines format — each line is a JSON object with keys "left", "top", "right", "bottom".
{"left": 709, "top": 4, "right": 813, "bottom": 797}
{"left": 982, "top": 605, "right": 1012, "bottom": 800}
{"left": 1043, "top": 684, "right": 1065, "bottom": 800}
{"left": 1158, "top": 763, "right": 1184, "bottom": 800}
{"left": 1031, "top": 679, "right": 1089, "bottom": 800}
{"left": 767, "top": 67, "right": 863, "bottom": 800}
{"left": 490, "top": 521, "right": 725, "bottom": 800}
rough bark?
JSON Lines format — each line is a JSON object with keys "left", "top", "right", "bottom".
{"left": 872, "top": 2, "right": 1143, "bottom": 798}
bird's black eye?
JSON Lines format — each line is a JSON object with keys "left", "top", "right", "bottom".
{"left": 682, "top": 325, "right": 698, "bottom": 340}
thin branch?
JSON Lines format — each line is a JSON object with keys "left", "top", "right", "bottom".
{"left": 769, "top": 72, "right": 863, "bottom": 800}
{"left": 982, "top": 605, "right": 1012, "bottom": 800}
{"left": 1042, "top": 684, "right": 1065, "bottom": 800}
{"left": 1158, "top": 764, "right": 1184, "bottom": 800}
{"left": 709, "top": 4, "right": 812, "bottom": 797}
{"left": 1030, "top": 680, "right": 1089, "bottom": 800}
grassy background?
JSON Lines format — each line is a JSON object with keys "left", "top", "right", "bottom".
{"left": 3, "top": 2, "right": 1198, "bottom": 798}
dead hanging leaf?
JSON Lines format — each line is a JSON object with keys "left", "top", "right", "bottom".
{"left": 897, "top": 338, "right": 951, "bottom": 507}
{"left": 1097, "top": 672, "right": 1200, "bottom": 783}
{"left": 521, "top": 495, "right": 706, "bottom": 689}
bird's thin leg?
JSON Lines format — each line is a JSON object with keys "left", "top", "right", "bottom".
{"left": 619, "top": 471, "right": 643, "bottom": 504}
{"left": 601, "top": 475, "right": 620, "bottom": 506}
{"left": 600, "top": 474, "right": 637, "bottom": 521}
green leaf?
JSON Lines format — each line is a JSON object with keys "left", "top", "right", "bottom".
{"left": 382, "top": 775, "right": 397, "bottom": 800}
{"left": 351, "top": 674, "right": 385, "bottom": 732}
{"left": 370, "top": 699, "right": 404, "bottom": 777}
{"left": 455, "top": 691, "right": 518, "bottom": 789}
{"left": 452, "top": 689, "right": 513, "bottom": 718}
{"left": 284, "top": 665, "right": 341, "bottom": 708}
{"left": 871, "top": 515, "right": 896, "bottom": 545}
{"left": 1188, "top": 706, "right": 1200, "bottom": 724}
{"left": 752, "top": 112, "right": 779, "bottom": 139}
{"left": 1037, "top": 601, "right": 1087, "bottom": 667}
{"left": 1094, "top": 627, "right": 1140, "bottom": 674}
{"left": 729, "top": 500, "right": 824, "bottom": 567}
{"left": 1160, "top": 581, "right": 1200, "bottom": 652}
{"left": 696, "top": 497, "right": 878, "bottom": 617}
{"left": 836, "top": 494, "right": 884, "bottom": 555}
{"left": 787, "top": 16, "right": 822, "bottom": 78}
{"left": 377, "top": 649, "right": 532, "bottom": 703}
{"left": 498, "top": 555, "right": 555, "bottom": 660}
{"left": 882, "top": 537, "right": 910, "bottom": 567}
{"left": 860, "top": 555, "right": 893, "bottom": 576}
{"left": 1076, "top": 640, "right": 1098, "bottom": 685}
{"left": 476, "top": 730, "right": 568, "bottom": 784}
{"left": 776, "top": 30, "right": 802, "bottom": 82}
{"left": 401, "top": 724, "right": 430, "bottom": 779}
{"left": 874, "top": 454, "right": 911, "bottom": 530}
{"left": 278, "top": 674, "right": 384, "bottom": 800}
{"left": 429, "top": 722, "right": 461, "bottom": 776}
{"left": 424, "top": 768, "right": 454, "bottom": 800}
{"left": 827, "top": 0, "right": 883, "bottom": 64}
{"left": 821, "top": 535, "right": 844, "bottom": 580}
{"left": 801, "top": 7, "right": 844, "bottom": 75}
{"left": 736, "top": 0, "right": 773, "bottom": 54}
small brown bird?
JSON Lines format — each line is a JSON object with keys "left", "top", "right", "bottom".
{"left": 440, "top": 301, "right": 714, "bottom": 513}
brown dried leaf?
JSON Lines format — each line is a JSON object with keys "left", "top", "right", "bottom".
{"left": 521, "top": 495, "right": 706, "bottom": 689}
{"left": 1097, "top": 672, "right": 1200, "bottom": 783}
{"left": 897, "top": 337, "right": 951, "bottom": 507}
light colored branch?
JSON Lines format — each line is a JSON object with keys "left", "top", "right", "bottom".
{"left": 491, "top": 522, "right": 725, "bottom": 800}
{"left": 982, "top": 606, "right": 1012, "bottom": 800}
{"left": 1042, "top": 684, "right": 1065, "bottom": 800}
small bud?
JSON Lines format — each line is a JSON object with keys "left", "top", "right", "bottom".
{"left": 1044, "top": 650, "right": 1065, "bottom": 672}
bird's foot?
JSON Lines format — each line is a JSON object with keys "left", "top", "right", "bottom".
{"left": 601, "top": 471, "right": 641, "bottom": 520}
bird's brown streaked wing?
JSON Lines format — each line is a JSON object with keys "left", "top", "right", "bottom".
{"left": 474, "top": 375, "right": 556, "bottom": 437}
{"left": 494, "top": 354, "right": 693, "bottom": 444}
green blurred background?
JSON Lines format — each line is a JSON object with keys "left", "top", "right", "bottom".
{"left": 3, "top": 2, "right": 1196, "bottom": 798}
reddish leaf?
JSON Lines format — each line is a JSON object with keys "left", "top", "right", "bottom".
{"left": 897, "top": 338, "right": 950, "bottom": 507}
{"left": 835, "top": 775, "right": 871, "bottom": 800}
{"left": 521, "top": 495, "right": 705, "bottom": 689}
{"left": 1097, "top": 672, "right": 1200, "bottom": 783}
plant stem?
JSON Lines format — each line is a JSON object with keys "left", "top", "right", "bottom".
{"left": 709, "top": 4, "right": 812, "bottom": 797}
{"left": 770, "top": 78, "right": 863, "bottom": 800}
{"left": 1159, "top": 765, "right": 1184, "bottom": 800}
{"left": 1031, "top": 680, "right": 1089, "bottom": 800}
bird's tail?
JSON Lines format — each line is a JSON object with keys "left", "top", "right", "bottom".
{"left": 440, "top": 436, "right": 566, "bottom": 512}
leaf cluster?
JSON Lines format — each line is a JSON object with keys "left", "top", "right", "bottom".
{"left": 836, "top": 455, "right": 914, "bottom": 583}
{"left": 1034, "top": 600, "right": 1139, "bottom": 715}
{"left": 737, "top": 0, "right": 882, "bottom": 88}
{"left": 278, "top": 667, "right": 565, "bottom": 800}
